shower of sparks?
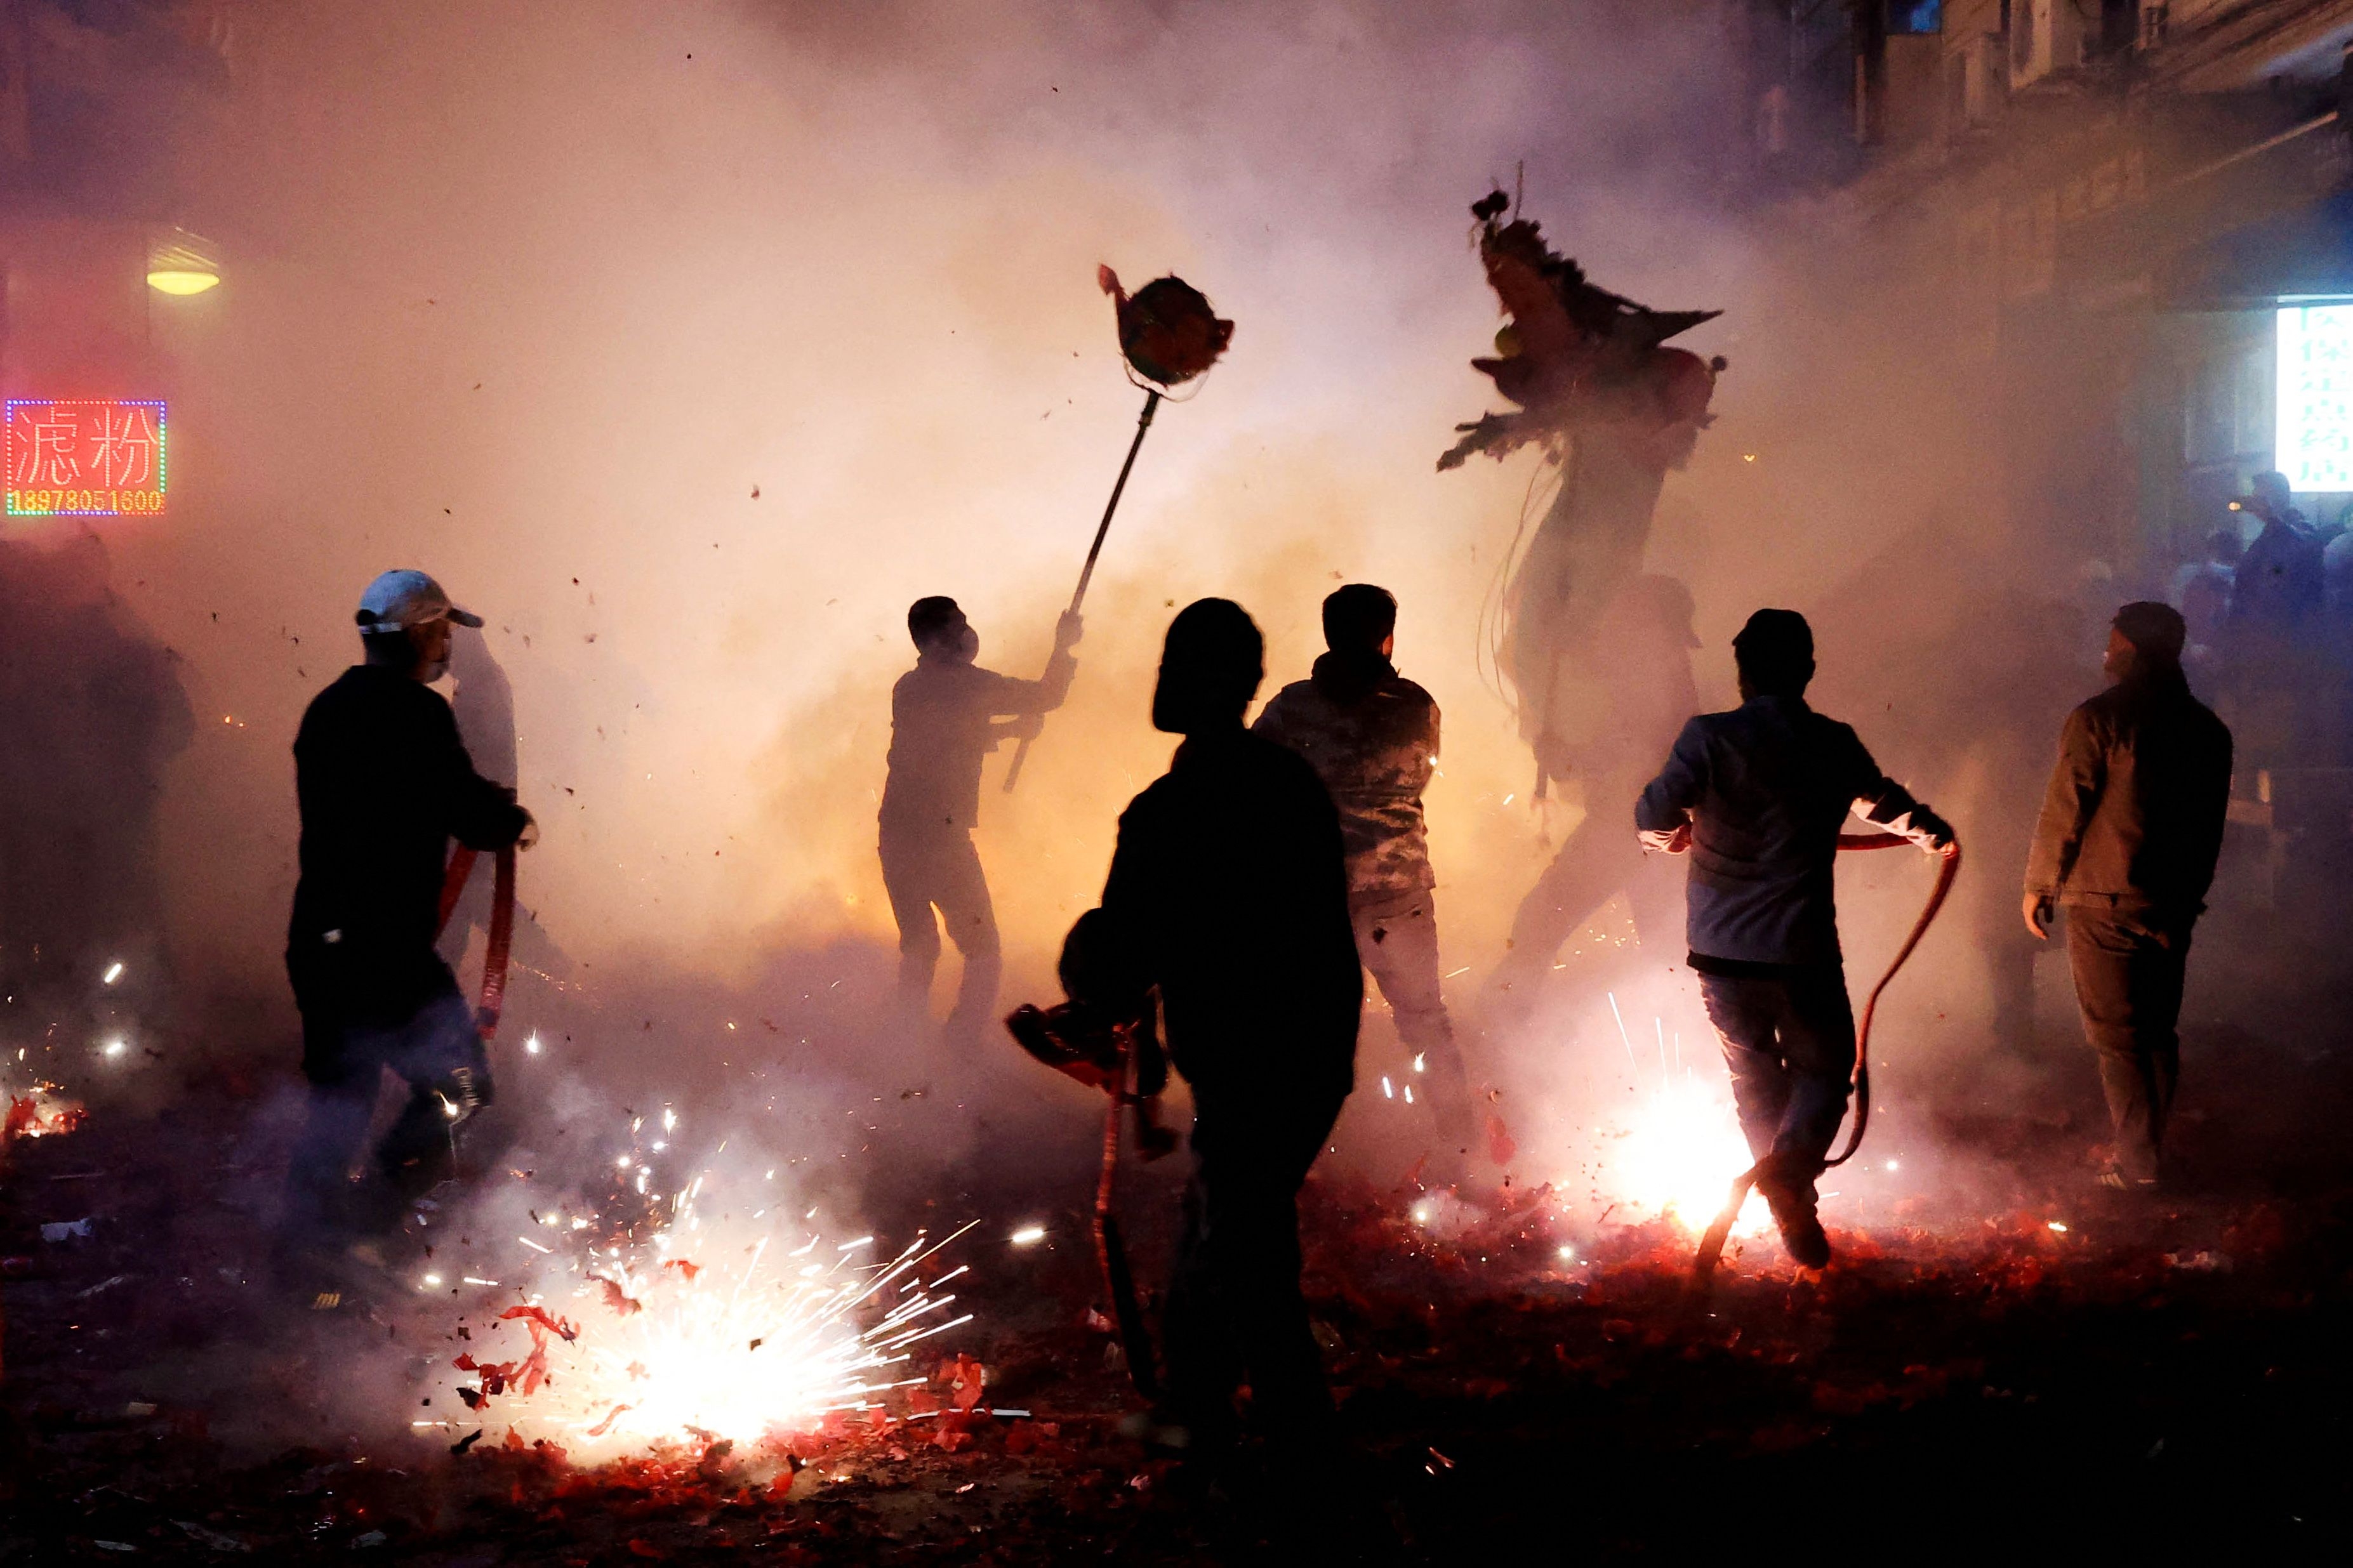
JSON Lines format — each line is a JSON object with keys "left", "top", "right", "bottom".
{"left": 495, "top": 1218, "right": 976, "bottom": 1454}
{"left": 102, "top": 961, "right": 124, "bottom": 985}
{"left": 446, "top": 1110, "right": 980, "bottom": 1458}
{"left": 1009, "top": 1225, "right": 1045, "bottom": 1246}
{"left": 1610, "top": 1070, "right": 1753, "bottom": 1231}
{"left": 1578, "top": 1005, "right": 1764, "bottom": 1238}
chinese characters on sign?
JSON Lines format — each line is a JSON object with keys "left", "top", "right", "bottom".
{"left": 2277, "top": 306, "right": 2353, "bottom": 494}
{"left": 4, "top": 400, "right": 169, "bottom": 517}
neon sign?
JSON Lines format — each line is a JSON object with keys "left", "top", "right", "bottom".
{"left": 4, "top": 400, "right": 169, "bottom": 517}
{"left": 2277, "top": 305, "right": 2353, "bottom": 494}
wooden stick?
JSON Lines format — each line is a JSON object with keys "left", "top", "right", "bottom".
{"left": 1004, "top": 387, "right": 1162, "bottom": 791}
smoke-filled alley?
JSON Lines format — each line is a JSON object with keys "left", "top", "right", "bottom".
{"left": 4, "top": 2, "right": 2353, "bottom": 1561}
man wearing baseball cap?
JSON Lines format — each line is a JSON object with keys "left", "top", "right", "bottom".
{"left": 281, "top": 570, "right": 536, "bottom": 1264}
{"left": 1634, "top": 608, "right": 1953, "bottom": 1268}
{"left": 2025, "top": 602, "right": 2232, "bottom": 1190}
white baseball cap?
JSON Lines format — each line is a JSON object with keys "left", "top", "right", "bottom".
{"left": 355, "top": 569, "right": 482, "bottom": 633}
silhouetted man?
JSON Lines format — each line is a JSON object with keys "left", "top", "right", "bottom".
{"left": 2025, "top": 602, "right": 2231, "bottom": 1189}
{"left": 2225, "top": 472, "right": 2324, "bottom": 767}
{"left": 1071, "top": 598, "right": 1360, "bottom": 1450}
{"left": 1635, "top": 609, "right": 1951, "bottom": 1268}
{"left": 2226, "top": 472, "right": 2321, "bottom": 643}
{"left": 2171, "top": 527, "right": 2241, "bottom": 661}
{"left": 283, "top": 571, "right": 535, "bottom": 1260}
{"left": 878, "top": 597, "right": 1080, "bottom": 1044}
{"left": 0, "top": 534, "right": 192, "bottom": 998}
{"left": 1253, "top": 584, "right": 1471, "bottom": 1168}
{"left": 1492, "top": 575, "right": 1700, "bottom": 1008}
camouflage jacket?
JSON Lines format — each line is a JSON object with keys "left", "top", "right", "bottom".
{"left": 1252, "top": 654, "right": 1438, "bottom": 901}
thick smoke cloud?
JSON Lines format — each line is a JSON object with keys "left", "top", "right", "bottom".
{"left": 99, "top": 0, "right": 1770, "bottom": 1026}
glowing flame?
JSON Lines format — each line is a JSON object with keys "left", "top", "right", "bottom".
{"left": 453, "top": 1201, "right": 978, "bottom": 1455}
{"left": 1606, "top": 1074, "right": 1754, "bottom": 1234}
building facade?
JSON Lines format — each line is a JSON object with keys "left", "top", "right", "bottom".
{"left": 1740, "top": 1, "right": 2353, "bottom": 577}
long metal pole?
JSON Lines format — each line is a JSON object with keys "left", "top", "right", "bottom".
{"left": 1003, "top": 386, "right": 1162, "bottom": 791}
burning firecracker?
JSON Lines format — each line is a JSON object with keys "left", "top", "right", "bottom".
{"left": 428, "top": 1112, "right": 977, "bottom": 1458}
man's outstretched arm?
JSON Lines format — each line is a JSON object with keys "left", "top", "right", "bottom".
{"left": 1634, "top": 718, "right": 1708, "bottom": 852}
{"left": 988, "top": 612, "right": 1085, "bottom": 717}
{"left": 1843, "top": 729, "right": 1954, "bottom": 850}
{"left": 435, "top": 705, "right": 533, "bottom": 851}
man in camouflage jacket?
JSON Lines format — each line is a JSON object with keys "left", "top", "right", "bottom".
{"left": 1255, "top": 584, "right": 1475, "bottom": 1169}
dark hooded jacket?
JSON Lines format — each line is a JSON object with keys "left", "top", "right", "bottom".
{"left": 288, "top": 664, "right": 529, "bottom": 1043}
{"left": 1094, "top": 728, "right": 1362, "bottom": 1102}
{"left": 1250, "top": 651, "right": 1438, "bottom": 902}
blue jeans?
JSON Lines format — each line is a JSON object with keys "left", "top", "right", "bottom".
{"left": 1697, "top": 966, "right": 1855, "bottom": 1205}
{"left": 282, "top": 988, "right": 491, "bottom": 1242}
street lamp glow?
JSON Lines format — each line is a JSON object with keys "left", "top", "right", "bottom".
{"left": 145, "top": 269, "right": 221, "bottom": 296}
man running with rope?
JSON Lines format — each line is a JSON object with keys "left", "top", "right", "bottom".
{"left": 1634, "top": 609, "right": 1952, "bottom": 1268}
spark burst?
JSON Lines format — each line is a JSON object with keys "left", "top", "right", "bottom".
{"left": 439, "top": 1114, "right": 977, "bottom": 1456}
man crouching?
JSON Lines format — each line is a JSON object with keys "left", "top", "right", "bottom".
{"left": 1634, "top": 609, "right": 1951, "bottom": 1267}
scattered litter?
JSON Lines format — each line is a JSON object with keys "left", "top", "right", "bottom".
{"left": 172, "top": 1520, "right": 250, "bottom": 1553}
{"left": 40, "top": 1218, "right": 93, "bottom": 1242}
{"left": 76, "top": 1274, "right": 132, "bottom": 1300}
{"left": 2165, "top": 1250, "right": 2232, "bottom": 1273}
{"left": 350, "top": 1529, "right": 388, "bottom": 1549}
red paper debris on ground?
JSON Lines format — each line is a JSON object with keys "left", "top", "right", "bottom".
{"left": 937, "top": 1354, "right": 986, "bottom": 1411}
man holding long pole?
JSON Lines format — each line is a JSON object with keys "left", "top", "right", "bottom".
{"left": 1002, "top": 266, "right": 1230, "bottom": 788}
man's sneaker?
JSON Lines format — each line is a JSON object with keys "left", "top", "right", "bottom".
{"left": 1756, "top": 1172, "right": 1833, "bottom": 1270}
{"left": 1776, "top": 1207, "right": 1833, "bottom": 1270}
{"left": 1117, "top": 1407, "right": 1198, "bottom": 1454}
